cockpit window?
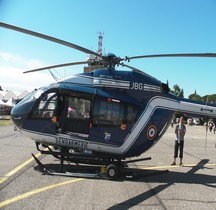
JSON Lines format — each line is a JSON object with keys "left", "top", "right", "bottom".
{"left": 20, "top": 87, "right": 48, "bottom": 105}
{"left": 32, "top": 92, "right": 57, "bottom": 119}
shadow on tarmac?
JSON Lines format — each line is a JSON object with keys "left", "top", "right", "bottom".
{"left": 109, "top": 159, "right": 216, "bottom": 209}
{"left": 34, "top": 159, "right": 215, "bottom": 185}
{"left": 33, "top": 159, "right": 215, "bottom": 209}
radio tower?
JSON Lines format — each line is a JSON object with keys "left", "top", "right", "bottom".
{"left": 97, "top": 32, "right": 104, "bottom": 55}
{"left": 84, "top": 32, "right": 104, "bottom": 73}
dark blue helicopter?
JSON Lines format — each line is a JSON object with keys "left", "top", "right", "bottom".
{"left": 1, "top": 22, "right": 216, "bottom": 179}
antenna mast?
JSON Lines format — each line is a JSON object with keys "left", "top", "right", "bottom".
{"left": 84, "top": 32, "right": 104, "bottom": 73}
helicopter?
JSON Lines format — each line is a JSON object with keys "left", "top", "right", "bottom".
{"left": 1, "top": 22, "right": 216, "bottom": 179}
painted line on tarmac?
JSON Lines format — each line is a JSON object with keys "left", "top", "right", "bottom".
{"left": 0, "top": 152, "right": 41, "bottom": 184}
{"left": 0, "top": 178, "right": 85, "bottom": 208}
{"left": 141, "top": 163, "right": 216, "bottom": 170}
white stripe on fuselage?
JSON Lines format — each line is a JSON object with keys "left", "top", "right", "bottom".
{"left": 61, "top": 75, "right": 161, "bottom": 91}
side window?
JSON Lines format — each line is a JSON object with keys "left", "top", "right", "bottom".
{"left": 32, "top": 92, "right": 57, "bottom": 119}
{"left": 92, "top": 98, "right": 139, "bottom": 126}
{"left": 93, "top": 99, "right": 124, "bottom": 126}
{"left": 67, "top": 97, "right": 90, "bottom": 119}
{"left": 126, "top": 105, "right": 139, "bottom": 123}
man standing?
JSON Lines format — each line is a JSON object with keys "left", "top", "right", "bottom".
{"left": 171, "top": 117, "right": 186, "bottom": 166}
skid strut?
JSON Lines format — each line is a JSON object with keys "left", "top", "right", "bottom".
{"left": 32, "top": 153, "right": 100, "bottom": 178}
{"left": 32, "top": 151, "right": 169, "bottom": 180}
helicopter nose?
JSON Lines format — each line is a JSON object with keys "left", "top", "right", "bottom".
{"left": 11, "top": 103, "right": 28, "bottom": 129}
{"left": 11, "top": 114, "right": 23, "bottom": 129}
{"left": 11, "top": 92, "right": 38, "bottom": 129}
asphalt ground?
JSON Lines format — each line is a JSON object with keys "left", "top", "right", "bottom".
{"left": 0, "top": 125, "right": 215, "bottom": 209}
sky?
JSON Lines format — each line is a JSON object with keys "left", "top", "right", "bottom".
{"left": 0, "top": 0, "right": 216, "bottom": 98}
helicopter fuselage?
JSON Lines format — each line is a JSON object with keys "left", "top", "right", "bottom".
{"left": 11, "top": 68, "right": 216, "bottom": 158}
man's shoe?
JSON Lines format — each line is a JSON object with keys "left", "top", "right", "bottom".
{"left": 179, "top": 162, "right": 184, "bottom": 166}
{"left": 171, "top": 162, "right": 176, "bottom": 165}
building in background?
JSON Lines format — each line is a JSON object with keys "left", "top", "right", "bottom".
{"left": 0, "top": 90, "right": 30, "bottom": 117}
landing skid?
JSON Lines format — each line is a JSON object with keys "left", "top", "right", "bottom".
{"left": 32, "top": 153, "right": 101, "bottom": 179}
{"left": 32, "top": 145, "right": 169, "bottom": 180}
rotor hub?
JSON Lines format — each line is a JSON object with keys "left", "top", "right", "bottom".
{"left": 103, "top": 53, "right": 121, "bottom": 68}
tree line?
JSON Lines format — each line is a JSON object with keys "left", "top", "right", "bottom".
{"left": 170, "top": 84, "right": 216, "bottom": 104}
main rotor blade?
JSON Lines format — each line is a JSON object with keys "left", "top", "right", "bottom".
{"left": 23, "top": 61, "right": 88, "bottom": 74}
{"left": 126, "top": 53, "right": 216, "bottom": 60}
{"left": 120, "top": 63, "right": 157, "bottom": 79}
{"left": 120, "top": 63, "right": 143, "bottom": 73}
{"left": 0, "top": 22, "right": 100, "bottom": 57}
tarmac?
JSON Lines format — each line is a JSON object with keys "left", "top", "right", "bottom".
{"left": 0, "top": 124, "right": 215, "bottom": 209}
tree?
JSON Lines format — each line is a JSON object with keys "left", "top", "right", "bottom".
{"left": 188, "top": 90, "right": 202, "bottom": 101}
{"left": 202, "top": 94, "right": 216, "bottom": 104}
{"left": 170, "top": 84, "right": 184, "bottom": 97}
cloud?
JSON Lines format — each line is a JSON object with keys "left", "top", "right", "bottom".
{"left": 0, "top": 52, "right": 54, "bottom": 91}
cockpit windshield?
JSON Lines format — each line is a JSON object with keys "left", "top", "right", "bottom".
{"left": 11, "top": 87, "right": 49, "bottom": 116}
{"left": 19, "top": 87, "right": 49, "bottom": 105}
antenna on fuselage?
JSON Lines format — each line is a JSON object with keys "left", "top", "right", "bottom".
{"left": 48, "top": 70, "right": 59, "bottom": 81}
